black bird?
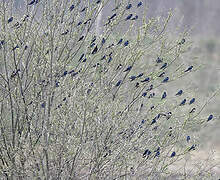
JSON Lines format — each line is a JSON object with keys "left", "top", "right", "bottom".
{"left": 79, "top": 53, "right": 85, "bottom": 62}
{"left": 124, "top": 66, "right": 132, "bottom": 72}
{"left": 77, "top": 21, "right": 82, "bottom": 26}
{"left": 68, "top": 70, "right": 74, "bottom": 74}
{"left": 186, "top": 136, "right": 190, "bottom": 143}
{"left": 142, "top": 92, "right": 147, "bottom": 97}
{"left": 109, "top": 13, "right": 117, "bottom": 21}
{"left": 63, "top": 71, "right": 68, "bottom": 77}
{"left": 158, "top": 72, "right": 165, "bottom": 77}
{"left": 131, "top": 15, "right": 138, "bottom": 20}
{"left": 141, "top": 77, "right": 150, "bottom": 83}
{"left": 116, "top": 80, "right": 122, "bottom": 87}
{"left": 91, "top": 36, "right": 96, "bottom": 43}
{"left": 101, "top": 38, "right": 105, "bottom": 45}
{"left": 160, "top": 63, "right": 167, "bottom": 69}
{"left": 28, "top": 0, "right": 35, "bottom": 5}
{"left": 162, "top": 77, "right": 169, "bottom": 83}
{"left": 179, "top": 38, "right": 185, "bottom": 45}
{"left": 156, "top": 57, "right": 163, "bottom": 63}
{"left": 141, "top": 119, "right": 146, "bottom": 124}
{"left": 12, "top": 45, "right": 19, "bottom": 51}
{"left": 69, "top": 4, "right": 74, "bottom": 11}
{"left": 129, "top": 76, "right": 136, "bottom": 81}
{"left": 137, "top": 73, "right": 143, "bottom": 78}
{"left": 125, "top": 14, "right": 133, "bottom": 20}
{"left": 96, "top": 0, "right": 101, "bottom": 4}
{"left": 161, "top": 92, "right": 167, "bottom": 100}
{"left": 117, "top": 38, "right": 123, "bottom": 45}
{"left": 8, "top": 17, "right": 13, "bottom": 23}
{"left": 80, "top": 7, "right": 87, "bottom": 12}
{"left": 176, "top": 90, "right": 183, "bottom": 96}
{"left": 61, "top": 30, "right": 69, "bottom": 35}
{"left": 170, "top": 151, "right": 176, "bottom": 157}
{"left": 189, "top": 107, "right": 196, "bottom": 113}
{"left": 207, "top": 114, "right": 213, "bottom": 122}
{"left": 188, "top": 144, "right": 196, "bottom": 151}
{"left": 184, "top": 65, "right": 193, "bottom": 72}
{"left": 179, "top": 99, "right": 186, "bottom": 106}
{"left": 92, "top": 46, "right": 98, "bottom": 54}
{"left": 126, "top": 3, "right": 132, "bottom": 9}
{"left": 124, "top": 40, "right": 129, "bottom": 46}
{"left": 143, "top": 149, "right": 151, "bottom": 157}
{"left": 189, "top": 98, "right": 195, "bottom": 105}
{"left": 135, "top": 82, "right": 139, "bottom": 88}
{"left": 137, "top": 2, "right": 143, "bottom": 7}
{"left": 151, "top": 119, "right": 156, "bottom": 125}
{"left": 78, "top": 36, "right": 84, "bottom": 41}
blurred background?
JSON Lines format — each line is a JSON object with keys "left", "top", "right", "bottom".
{"left": 13, "top": 0, "right": 220, "bottom": 174}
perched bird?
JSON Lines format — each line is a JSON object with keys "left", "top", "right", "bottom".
{"left": 68, "top": 70, "right": 74, "bottom": 74}
{"left": 184, "top": 65, "right": 193, "bottom": 72}
{"left": 129, "top": 76, "right": 136, "bottom": 81}
{"left": 80, "top": 7, "right": 87, "bottom": 12}
{"left": 151, "top": 119, "right": 156, "bottom": 125}
{"left": 135, "top": 82, "right": 139, "bottom": 88}
{"left": 79, "top": 53, "right": 85, "bottom": 62}
{"left": 188, "top": 144, "right": 196, "bottom": 151}
{"left": 141, "top": 77, "right": 150, "bottom": 83}
{"left": 162, "top": 77, "right": 169, "bottom": 83}
{"left": 158, "top": 72, "right": 165, "bottom": 77}
{"left": 90, "top": 43, "right": 95, "bottom": 48}
{"left": 91, "top": 36, "right": 96, "bottom": 43}
{"left": 92, "top": 46, "right": 98, "bottom": 54}
{"left": 176, "top": 90, "right": 183, "bottom": 96}
{"left": 78, "top": 36, "right": 84, "bottom": 41}
{"left": 186, "top": 136, "right": 190, "bottom": 143}
{"left": 189, "top": 108, "right": 196, "bottom": 113}
{"left": 125, "top": 14, "right": 133, "bottom": 21}
{"left": 137, "top": 73, "right": 143, "bottom": 78}
{"left": 131, "top": 15, "right": 138, "bottom": 20}
{"left": 141, "top": 119, "right": 146, "bottom": 124}
{"left": 170, "top": 151, "right": 176, "bottom": 158}
{"left": 69, "top": 4, "right": 75, "bottom": 11}
{"left": 156, "top": 57, "right": 163, "bottom": 63}
{"left": 179, "top": 38, "right": 185, "bottom": 45}
{"left": 28, "top": 0, "right": 35, "bottom": 5}
{"left": 109, "top": 13, "right": 117, "bottom": 20}
{"left": 126, "top": 3, "right": 132, "bottom": 10}
{"left": 124, "top": 66, "right": 132, "bottom": 72}
{"left": 62, "top": 71, "right": 68, "bottom": 77}
{"left": 179, "top": 99, "right": 186, "bottom": 106}
{"left": 12, "top": 45, "right": 19, "bottom": 51}
{"left": 137, "top": 2, "right": 143, "bottom": 7}
{"left": 96, "top": 0, "right": 101, "bottom": 4}
{"left": 207, "top": 114, "right": 213, "bottom": 122}
{"left": 161, "top": 91, "right": 167, "bottom": 100}
{"left": 143, "top": 149, "right": 151, "bottom": 157}
{"left": 77, "top": 21, "right": 82, "bottom": 26}
{"left": 189, "top": 98, "right": 195, "bottom": 105}
{"left": 124, "top": 40, "right": 129, "bottom": 46}
{"left": 8, "top": 17, "right": 13, "bottom": 23}
{"left": 142, "top": 92, "right": 147, "bottom": 97}
{"left": 160, "top": 63, "right": 167, "bottom": 69}
{"left": 116, "top": 80, "right": 122, "bottom": 87}
{"left": 117, "top": 38, "right": 123, "bottom": 45}
{"left": 101, "top": 38, "right": 105, "bottom": 45}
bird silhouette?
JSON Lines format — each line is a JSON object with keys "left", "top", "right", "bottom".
{"left": 184, "top": 65, "right": 193, "bottom": 72}
{"left": 161, "top": 92, "right": 167, "bottom": 99}
{"left": 186, "top": 136, "right": 190, "bottom": 143}
{"left": 189, "top": 98, "right": 195, "bottom": 105}
{"left": 179, "top": 99, "right": 186, "bottom": 106}
{"left": 69, "top": 4, "right": 74, "bottom": 11}
{"left": 141, "top": 77, "right": 150, "bottom": 83}
{"left": 125, "top": 14, "right": 132, "bottom": 20}
{"left": 207, "top": 114, "right": 213, "bottom": 122}
{"left": 129, "top": 76, "right": 136, "bottom": 81}
{"left": 162, "top": 77, "right": 169, "bottom": 83}
{"left": 8, "top": 17, "right": 13, "bottom": 23}
{"left": 92, "top": 46, "right": 98, "bottom": 54}
{"left": 189, "top": 108, "right": 196, "bottom": 113}
{"left": 126, "top": 4, "right": 132, "bottom": 9}
{"left": 124, "top": 40, "right": 129, "bottom": 46}
{"left": 137, "top": 2, "right": 143, "bottom": 7}
{"left": 160, "top": 63, "right": 167, "bottom": 69}
{"left": 170, "top": 152, "right": 176, "bottom": 157}
{"left": 124, "top": 66, "right": 132, "bottom": 72}
{"left": 131, "top": 15, "right": 138, "bottom": 20}
{"left": 117, "top": 38, "right": 123, "bottom": 45}
{"left": 158, "top": 72, "right": 165, "bottom": 77}
{"left": 175, "top": 90, "right": 183, "bottom": 96}
{"left": 28, "top": 0, "right": 35, "bottom": 5}
{"left": 137, "top": 73, "right": 143, "bottom": 78}
{"left": 116, "top": 80, "right": 122, "bottom": 87}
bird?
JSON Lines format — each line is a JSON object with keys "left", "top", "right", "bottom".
{"left": 80, "top": 7, "right": 87, "bottom": 12}
{"left": 92, "top": 46, "right": 98, "bottom": 54}
{"left": 101, "top": 38, "right": 105, "bottom": 45}
{"left": 186, "top": 136, "right": 190, "bottom": 143}
{"left": 137, "top": 2, "right": 143, "bottom": 7}
{"left": 96, "top": 0, "right": 101, "bottom": 4}
{"left": 116, "top": 80, "right": 122, "bottom": 87}
{"left": 160, "top": 63, "right": 167, "bottom": 69}
{"left": 62, "top": 71, "right": 68, "bottom": 77}
{"left": 109, "top": 13, "right": 116, "bottom": 20}
{"left": 179, "top": 38, "right": 185, "bottom": 45}
{"left": 69, "top": 4, "right": 74, "bottom": 11}
{"left": 77, "top": 21, "right": 82, "bottom": 26}
{"left": 184, "top": 65, "right": 193, "bottom": 72}
{"left": 207, "top": 114, "right": 213, "bottom": 122}
{"left": 129, "top": 76, "right": 136, "bottom": 81}
{"left": 141, "top": 119, "right": 146, "bottom": 124}
{"left": 189, "top": 108, "right": 196, "bottom": 113}
{"left": 158, "top": 72, "right": 165, "bottom": 77}
{"left": 28, "top": 0, "right": 35, "bottom": 5}
{"left": 124, "top": 40, "right": 129, "bottom": 46}
{"left": 156, "top": 57, "right": 163, "bottom": 63}
{"left": 137, "top": 73, "right": 143, "bottom": 78}
{"left": 143, "top": 149, "right": 151, "bottom": 157}
{"left": 125, "top": 14, "right": 133, "bottom": 20}
{"left": 41, "top": 102, "right": 46, "bottom": 108}
{"left": 124, "top": 66, "right": 132, "bottom": 72}
{"left": 170, "top": 151, "right": 176, "bottom": 157}
{"left": 142, "top": 92, "right": 147, "bottom": 97}
{"left": 141, "top": 77, "right": 150, "bottom": 83}
{"left": 161, "top": 92, "right": 167, "bottom": 100}
{"left": 61, "top": 30, "right": 69, "bottom": 35}
{"left": 79, "top": 53, "right": 85, "bottom": 62}
{"left": 162, "top": 77, "right": 169, "bottom": 83}
{"left": 179, "top": 99, "right": 186, "bottom": 106}
{"left": 131, "top": 15, "right": 138, "bottom": 20}
{"left": 151, "top": 119, "right": 156, "bottom": 125}
{"left": 175, "top": 90, "right": 183, "bottom": 96}
{"left": 8, "top": 17, "right": 13, "bottom": 23}
{"left": 117, "top": 38, "right": 123, "bottom": 45}
{"left": 188, "top": 144, "right": 196, "bottom": 151}
{"left": 78, "top": 36, "right": 84, "bottom": 41}
{"left": 189, "top": 98, "right": 195, "bottom": 105}
{"left": 126, "top": 3, "right": 132, "bottom": 10}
